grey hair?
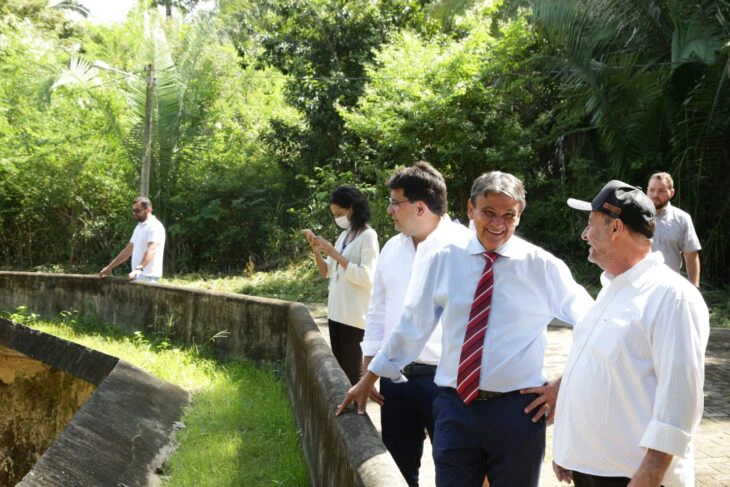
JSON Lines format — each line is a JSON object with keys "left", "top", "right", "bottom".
{"left": 470, "top": 171, "right": 526, "bottom": 211}
{"left": 132, "top": 196, "right": 152, "bottom": 209}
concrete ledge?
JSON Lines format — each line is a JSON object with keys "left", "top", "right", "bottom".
{"left": 0, "top": 272, "right": 406, "bottom": 487}
{"left": 287, "top": 305, "right": 407, "bottom": 487}
{"left": 0, "top": 318, "right": 117, "bottom": 384}
{"left": 0, "top": 317, "right": 190, "bottom": 487}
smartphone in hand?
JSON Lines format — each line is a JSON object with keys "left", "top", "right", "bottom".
{"left": 302, "top": 229, "right": 318, "bottom": 244}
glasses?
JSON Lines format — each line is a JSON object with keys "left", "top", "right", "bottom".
{"left": 132, "top": 208, "right": 144, "bottom": 214}
{"left": 388, "top": 199, "right": 412, "bottom": 208}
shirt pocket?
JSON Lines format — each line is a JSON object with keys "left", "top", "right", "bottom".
{"left": 589, "top": 317, "right": 632, "bottom": 363}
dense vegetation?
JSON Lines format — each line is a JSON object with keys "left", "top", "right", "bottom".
{"left": 1, "top": 0, "right": 728, "bottom": 286}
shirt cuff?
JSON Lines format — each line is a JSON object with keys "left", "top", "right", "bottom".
{"left": 640, "top": 419, "right": 692, "bottom": 458}
{"left": 368, "top": 353, "right": 408, "bottom": 383}
{"left": 360, "top": 339, "right": 381, "bottom": 356}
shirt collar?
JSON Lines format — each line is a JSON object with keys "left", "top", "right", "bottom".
{"left": 398, "top": 214, "right": 456, "bottom": 249}
{"left": 599, "top": 251, "right": 663, "bottom": 289}
{"left": 655, "top": 201, "right": 672, "bottom": 217}
{"left": 466, "top": 233, "right": 526, "bottom": 258}
{"left": 426, "top": 215, "right": 454, "bottom": 242}
{"left": 137, "top": 214, "right": 157, "bottom": 227}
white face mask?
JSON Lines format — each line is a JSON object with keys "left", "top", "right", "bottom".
{"left": 334, "top": 214, "right": 351, "bottom": 229}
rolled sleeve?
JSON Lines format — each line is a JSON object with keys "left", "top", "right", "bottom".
{"left": 148, "top": 225, "right": 164, "bottom": 244}
{"left": 369, "top": 353, "right": 408, "bottom": 383}
{"left": 640, "top": 420, "right": 692, "bottom": 458}
{"left": 642, "top": 294, "right": 708, "bottom": 458}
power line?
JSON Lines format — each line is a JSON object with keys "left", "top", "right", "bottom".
{"left": 204, "top": 59, "right": 722, "bottom": 83}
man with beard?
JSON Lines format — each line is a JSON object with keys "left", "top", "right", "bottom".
{"left": 553, "top": 180, "right": 708, "bottom": 486}
{"left": 99, "top": 196, "right": 166, "bottom": 282}
{"left": 646, "top": 172, "right": 701, "bottom": 286}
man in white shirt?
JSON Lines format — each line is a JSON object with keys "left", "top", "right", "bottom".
{"left": 339, "top": 171, "right": 593, "bottom": 486}
{"left": 554, "top": 180, "right": 709, "bottom": 486}
{"left": 359, "top": 161, "right": 471, "bottom": 486}
{"left": 99, "top": 196, "right": 166, "bottom": 282}
{"left": 646, "top": 172, "right": 701, "bottom": 286}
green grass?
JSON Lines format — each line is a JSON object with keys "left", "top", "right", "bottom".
{"left": 3, "top": 308, "right": 308, "bottom": 486}
{"left": 702, "top": 285, "right": 730, "bottom": 328}
{"left": 166, "top": 260, "right": 329, "bottom": 304}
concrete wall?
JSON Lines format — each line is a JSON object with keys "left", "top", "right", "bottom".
{"left": 0, "top": 318, "right": 190, "bottom": 487}
{"left": 0, "top": 344, "right": 96, "bottom": 486}
{"left": 0, "top": 272, "right": 406, "bottom": 487}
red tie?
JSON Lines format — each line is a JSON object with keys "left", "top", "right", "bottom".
{"left": 456, "top": 251, "right": 498, "bottom": 404}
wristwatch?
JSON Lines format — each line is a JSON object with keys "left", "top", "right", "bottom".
{"left": 135, "top": 265, "right": 144, "bottom": 271}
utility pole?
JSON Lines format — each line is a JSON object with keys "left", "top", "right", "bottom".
{"left": 140, "top": 63, "right": 155, "bottom": 197}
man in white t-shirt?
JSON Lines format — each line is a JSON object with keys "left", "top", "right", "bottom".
{"left": 646, "top": 172, "right": 701, "bottom": 286}
{"left": 99, "top": 196, "right": 166, "bottom": 282}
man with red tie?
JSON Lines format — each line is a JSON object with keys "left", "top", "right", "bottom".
{"left": 338, "top": 171, "right": 593, "bottom": 486}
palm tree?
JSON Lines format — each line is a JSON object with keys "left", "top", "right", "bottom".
{"left": 531, "top": 0, "right": 730, "bottom": 282}
{"left": 46, "top": 11, "right": 215, "bottom": 215}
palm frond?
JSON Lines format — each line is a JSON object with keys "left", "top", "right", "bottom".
{"left": 50, "top": 57, "right": 102, "bottom": 92}
{"left": 50, "top": 0, "right": 90, "bottom": 18}
{"left": 43, "top": 56, "right": 125, "bottom": 144}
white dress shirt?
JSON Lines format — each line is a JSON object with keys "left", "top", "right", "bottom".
{"left": 325, "top": 228, "right": 379, "bottom": 330}
{"left": 652, "top": 203, "right": 701, "bottom": 273}
{"left": 130, "top": 214, "right": 166, "bottom": 278}
{"left": 553, "top": 252, "right": 709, "bottom": 486}
{"left": 361, "top": 218, "right": 472, "bottom": 365}
{"left": 369, "top": 234, "right": 593, "bottom": 390}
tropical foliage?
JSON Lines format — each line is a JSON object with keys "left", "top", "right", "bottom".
{"left": 0, "top": 0, "right": 728, "bottom": 286}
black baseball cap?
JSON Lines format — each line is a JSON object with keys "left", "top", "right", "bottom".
{"left": 567, "top": 180, "right": 655, "bottom": 238}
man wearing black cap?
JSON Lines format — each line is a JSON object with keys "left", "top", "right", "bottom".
{"left": 551, "top": 180, "right": 709, "bottom": 486}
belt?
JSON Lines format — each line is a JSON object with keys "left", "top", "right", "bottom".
{"left": 401, "top": 362, "right": 437, "bottom": 376}
{"left": 442, "top": 387, "right": 511, "bottom": 401}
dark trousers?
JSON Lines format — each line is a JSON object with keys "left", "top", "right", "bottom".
{"left": 573, "top": 471, "right": 632, "bottom": 487}
{"left": 327, "top": 319, "right": 364, "bottom": 385}
{"left": 432, "top": 389, "right": 545, "bottom": 487}
{"left": 380, "top": 374, "right": 439, "bottom": 487}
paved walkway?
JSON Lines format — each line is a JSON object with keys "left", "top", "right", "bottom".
{"left": 307, "top": 305, "right": 730, "bottom": 486}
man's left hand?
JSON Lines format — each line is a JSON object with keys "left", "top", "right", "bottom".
{"left": 128, "top": 269, "right": 142, "bottom": 281}
{"left": 627, "top": 449, "right": 672, "bottom": 487}
{"left": 627, "top": 469, "right": 662, "bottom": 487}
{"left": 553, "top": 461, "right": 573, "bottom": 484}
{"left": 521, "top": 378, "right": 560, "bottom": 423}
{"left": 336, "top": 372, "right": 379, "bottom": 416}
